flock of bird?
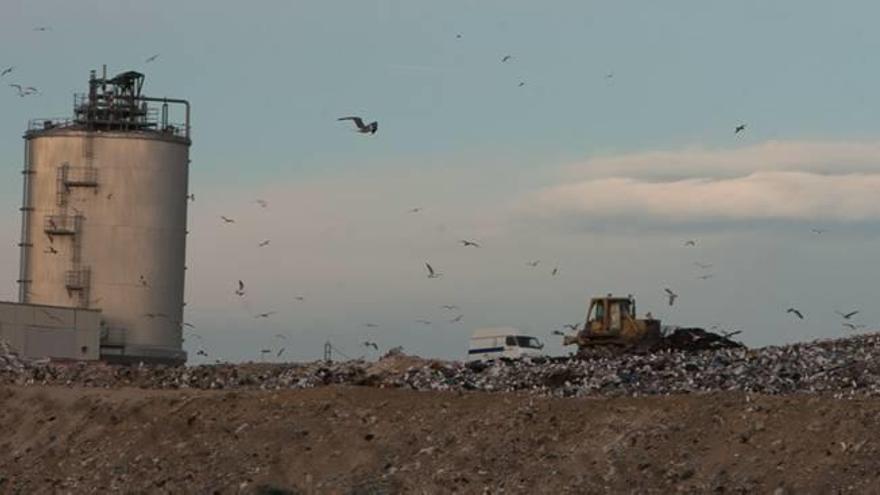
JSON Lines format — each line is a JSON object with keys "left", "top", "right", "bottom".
{"left": 7, "top": 26, "right": 869, "bottom": 362}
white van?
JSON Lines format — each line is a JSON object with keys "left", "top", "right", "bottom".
{"left": 467, "top": 326, "right": 545, "bottom": 362}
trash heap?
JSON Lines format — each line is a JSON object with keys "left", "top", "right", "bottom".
{"left": 2, "top": 333, "right": 880, "bottom": 398}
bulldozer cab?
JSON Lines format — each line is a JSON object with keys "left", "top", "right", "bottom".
{"left": 585, "top": 295, "right": 636, "bottom": 338}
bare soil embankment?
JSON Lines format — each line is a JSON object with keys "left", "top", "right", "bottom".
{"left": 2, "top": 385, "right": 880, "bottom": 494}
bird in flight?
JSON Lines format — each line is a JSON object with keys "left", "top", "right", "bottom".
{"left": 258, "top": 240, "right": 270, "bottom": 247}
{"left": 33, "top": 26, "right": 51, "bottom": 32}
{"left": 183, "top": 322, "right": 196, "bottom": 329}
{"left": 456, "top": 34, "right": 462, "bottom": 39}
{"left": 698, "top": 274, "right": 714, "bottom": 280}
{"left": 44, "top": 246, "right": 58, "bottom": 255}
{"left": 426, "top": 262, "right": 442, "bottom": 279}
{"left": 551, "top": 330, "right": 565, "bottom": 336}
{"left": 526, "top": 260, "right": 540, "bottom": 267}
{"left": 843, "top": 323, "right": 866, "bottom": 331}
{"left": 735, "top": 124, "right": 746, "bottom": 134}
{"left": 518, "top": 82, "right": 525, "bottom": 87}
{"left": 145, "top": 54, "right": 160, "bottom": 63}
{"left": 786, "top": 308, "right": 804, "bottom": 320}
{"left": 294, "top": 296, "right": 305, "bottom": 302}
{"left": 684, "top": 240, "right": 696, "bottom": 247}
{"left": 255, "top": 311, "right": 276, "bottom": 319}
{"left": 694, "top": 262, "right": 713, "bottom": 269}
{"left": 186, "top": 193, "right": 195, "bottom": 202}
{"left": 605, "top": 72, "right": 614, "bottom": 80}
{"left": 460, "top": 240, "right": 480, "bottom": 248}
{"left": 408, "top": 207, "right": 423, "bottom": 213}
{"left": 0, "top": 67, "right": 13, "bottom": 77}
{"left": 563, "top": 323, "right": 580, "bottom": 331}
{"left": 255, "top": 199, "right": 268, "bottom": 208}
{"left": 363, "top": 341, "right": 379, "bottom": 351}
{"left": 551, "top": 266, "right": 559, "bottom": 276}
{"left": 364, "top": 323, "right": 379, "bottom": 328}
{"left": 234, "top": 280, "right": 245, "bottom": 296}
{"left": 501, "top": 55, "right": 513, "bottom": 63}
{"left": 9, "top": 84, "right": 34, "bottom": 97}
{"left": 664, "top": 288, "right": 678, "bottom": 306}
{"left": 440, "top": 305, "right": 459, "bottom": 310}
{"left": 449, "top": 314, "right": 464, "bottom": 323}
{"left": 274, "top": 333, "right": 287, "bottom": 339}
{"left": 220, "top": 216, "right": 235, "bottom": 224}
{"left": 415, "top": 319, "right": 432, "bottom": 325}
{"left": 835, "top": 310, "right": 859, "bottom": 320}
{"left": 277, "top": 347, "right": 286, "bottom": 357}
{"left": 338, "top": 116, "right": 378, "bottom": 134}
{"left": 810, "top": 228, "right": 827, "bottom": 235}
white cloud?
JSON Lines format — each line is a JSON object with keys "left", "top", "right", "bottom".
{"left": 529, "top": 171, "right": 880, "bottom": 222}
{"left": 528, "top": 140, "right": 880, "bottom": 223}
{"left": 568, "top": 140, "right": 880, "bottom": 180}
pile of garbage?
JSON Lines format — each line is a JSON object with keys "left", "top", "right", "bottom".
{"left": 3, "top": 333, "right": 880, "bottom": 398}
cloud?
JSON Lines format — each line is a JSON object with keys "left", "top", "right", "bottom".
{"left": 567, "top": 140, "right": 880, "bottom": 180}
{"left": 529, "top": 171, "right": 880, "bottom": 222}
{"left": 526, "top": 140, "right": 880, "bottom": 223}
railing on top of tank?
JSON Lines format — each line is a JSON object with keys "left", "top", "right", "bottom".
{"left": 27, "top": 117, "right": 190, "bottom": 139}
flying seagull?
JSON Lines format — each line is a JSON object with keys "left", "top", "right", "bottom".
{"left": 551, "top": 330, "right": 565, "bottom": 336}
{"left": 274, "top": 333, "right": 287, "bottom": 339}
{"left": 684, "top": 240, "right": 696, "bottom": 247}
{"left": 698, "top": 274, "right": 714, "bottom": 280}
{"left": 460, "top": 240, "right": 480, "bottom": 248}
{"left": 526, "top": 260, "right": 540, "bottom": 267}
{"left": 518, "top": 81, "right": 525, "bottom": 87}
{"left": 234, "top": 280, "right": 245, "bottom": 296}
{"left": 449, "top": 314, "right": 464, "bottom": 323}
{"left": 145, "top": 54, "right": 160, "bottom": 63}
{"left": 694, "top": 262, "right": 713, "bottom": 269}
{"left": 664, "top": 288, "right": 678, "bottom": 306}
{"left": 338, "top": 116, "right": 378, "bottom": 134}
{"left": 277, "top": 347, "right": 286, "bottom": 357}
{"left": 364, "top": 323, "right": 379, "bottom": 328}
{"left": 220, "top": 216, "right": 235, "bottom": 223}
{"left": 255, "top": 311, "right": 276, "bottom": 319}
{"left": 786, "top": 308, "right": 804, "bottom": 320}
{"left": 33, "top": 26, "right": 51, "bottom": 31}
{"left": 415, "top": 319, "right": 432, "bottom": 325}
{"left": 501, "top": 55, "right": 513, "bottom": 63}
{"left": 843, "top": 323, "right": 866, "bottom": 331}
{"left": 441, "top": 305, "right": 459, "bottom": 310}
{"left": 258, "top": 240, "right": 271, "bottom": 247}
{"left": 835, "top": 310, "right": 859, "bottom": 320}
{"left": 363, "top": 341, "right": 379, "bottom": 351}
{"left": 551, "top": 266, "right": 559, "bottom": 276}
{"left": 563, "top": 323, "right": 580, "bottom": 331}
{"left": 255, "top": 199, "right": 268, "bottom": 208}
{"left": 735, "top": 124, "right": 747, "bottom": 134}
{"left": 426, "top": 262, "right": 442, "bottom": 279}
{"left": 811, "top": 228, "right": 827, "bottom": 235}
{"left": 408, "top": 207, "right": 423, "bottom": 213}
{"left": 294, "top": 296, "right": 305, "bottom": 302}
{"left": 0, "top": 67, "right": 13, "bottom": 77}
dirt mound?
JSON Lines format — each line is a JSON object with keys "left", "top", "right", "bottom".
{"left": 2, "top": 385, "right": 880, "bottom": 493}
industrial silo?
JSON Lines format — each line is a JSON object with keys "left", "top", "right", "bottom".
{"left": 16, "top": 67, "right": 191, "bottom": 365}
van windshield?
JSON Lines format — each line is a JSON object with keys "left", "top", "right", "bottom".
{"left": 515, "top": 336, "right": 542, "bottom": 349}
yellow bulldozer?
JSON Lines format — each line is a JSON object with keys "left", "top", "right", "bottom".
{"left": 563, "top": 294, "right": 662, "bottom": 352}
{"left": 562, "top": 294, "right": 743, "bottom": 354}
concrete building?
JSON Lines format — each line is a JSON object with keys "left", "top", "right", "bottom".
{"left": 4, "top": 67, "right": 191, "bottom": 365}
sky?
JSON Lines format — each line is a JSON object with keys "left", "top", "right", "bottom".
{"left": 1, "top": 1, "right": 880, "bottom": 363}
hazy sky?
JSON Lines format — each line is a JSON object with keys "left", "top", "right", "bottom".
{"left": 1, "top": 1, "right": 880, "bottom": 363}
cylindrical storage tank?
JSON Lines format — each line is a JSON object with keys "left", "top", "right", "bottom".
{"left": 22, "top": 130, "right": 189, "bottom": 364}
{"left": 20, "top": 79, "right": 191, "bottom": 365}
